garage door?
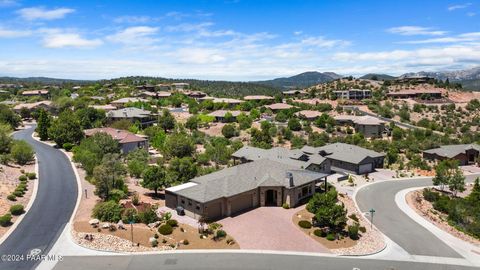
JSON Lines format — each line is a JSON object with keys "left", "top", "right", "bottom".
{"left": 231, "top": 194, "right": 253, "bottom": 215}
{"left": 358, "top": 163, "right": 373, "bottom": 174}
{"left": 206, "top": 202, "right": 222, "bottom": 220}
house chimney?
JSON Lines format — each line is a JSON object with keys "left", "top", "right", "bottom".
{"left": 286, "top": 172, "right": 294, "bottom": 187}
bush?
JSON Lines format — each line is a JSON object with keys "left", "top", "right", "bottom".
{"left": 167, "top": 219, "right": 178, "bottom": 227}
{"left": 348, "top": 214, "right": 359, "bottom": 222}
{"left": 7, "top": 194, "right": 16, "bottom": 201}
{"left": 121, "top": 208, "right": 138, "bottom": 223}
{"left": 15, "top": 187, "right": 25, "bottom": 194}
{"left": 433, "top": 195, "right": 451, "bottom": 213}
{"left": 109, "top": 189, "right": 126, "bottom": 203}
{"left": 63, "top": 143, "right": 74, "bottom": 151}
{"left": 313, "top": 229, "right": 326, "bottom": 237}
{"left": 27, "top": 172, "right": 36, "bottom": 180}
{"left": 298, "top": 220, "right": 312, "bottom": 229}
{"left": 423, "top": 188, "right": 440, "bottom": 202}
{"left": 216, "top": 229, "right": 227, "bottom": 239}
{"left": 282, "top": 203, "right": 290, "bottom": 209}
{"left": 13, "top": 191, "right": 23, "bottom": 197}
{"left": 359, "top": 226, "right": 367, "bottom": 233}
{"left": 158, "top": 224, "right": 173, "bottom": 235}
{"left": 19, "top": 175, "right": 27, "bottom": 182}
{"left": 92, "top": 201, "right": 122, "bottom": 222}
{"left": 137, "top": 207, "right": 159, "bottom": 224}
{"left": 151, "top": 239, "right": 158, "bottom": 247}
{"left": 0, "top": 214, "right": 12, "bottom": 227}
{"left": 348, "top": 224, "right": 359, "bottom": 240}
{"left": 10, "top": 204, "right": 24, "bottom": 215}
{"left": 183, "top": 239, "right": 189, "bottom": 245}
{"left": 10, "top": 140, "right": 35, "bottom": 165}
{"left": 326, "top": 233, "right": 335, "bottom": 241}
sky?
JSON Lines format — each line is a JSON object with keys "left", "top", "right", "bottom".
{"left": 0, "top": 0, "right": 479, "bottom": 80}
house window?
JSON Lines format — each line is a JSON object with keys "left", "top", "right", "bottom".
{"left": 196, "top": 204, "right": 200, "bottom": 210}
{"left": 188, "top": 200, "right": 192, "bottom": 206}
{"left": 181, "top": 199, "right": 185, "bottom": 204}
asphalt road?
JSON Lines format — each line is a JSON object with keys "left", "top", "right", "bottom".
{"left": 356, "top": 175, "right": 479, "bottom": 258}
{"left": 0, "top": 126, "right": 78, "bottom": 270}
{"left": 53, "top": 253, "right": 479, "bottom": 270}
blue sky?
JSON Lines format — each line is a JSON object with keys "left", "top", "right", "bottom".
{"left": 0, "top": 0, "right": 478, "bottom": 80}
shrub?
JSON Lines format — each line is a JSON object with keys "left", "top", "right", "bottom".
{"left": 0, "top": 214, "right": 12, "bottom": 227}
{"left": 10, "top": 204, "right": 24, "bottom": 215}
{"left": 15, "top": 187, "right": 25, "bottom": 194}
{"left": 11, "top": 140, "right": 35, "bottom": 165}
{"left": 158, "top": 224, "right": 173, "bottom": 235}
{"left": 298, "top": 220, "right": 312, "bottom": 229}
{"left": 121, "top": 208, "right": 138, "bottom": 223}
{"left": 13, "top": 191, "right": 23, "bottom": 197}
{"left": 154, "top": 233, "right": 159, "bottom": 239}
{"left": 151, "top": 239, "right": 158, "bottom": 247}
{"left": 63, "top": 143, "right": 74, "bottom": 151}
{"left": 208, "top": 222, "right": 222, "bottom": 233}
{"left": 313, "top": 229, "right": 326, "bottom": 237}
{"left": 282, "top": 203, "right": 290, "bottom": 209}
{"left": 132, "top": 193, "right": 140, "bottom": 206}
{"left": 167, "top": 219, "right": 178, "bottom": 227}
{"left": 137, "top": 207, "right": 159, "bottom": 224}
{"left": 109, "top": 189, "right": 126, "bottom": 203}
{"left": 7, "top": 194, "right": 16, "bottom": 201}
{"left": 19, "top": 175, "right": 27, "bottom": 182}
{"left": 348, "top": 213, "right": 359, "bottom": 222}
{"left": 27, "top": 172, "right": 36, "bottom": 180}
{"left": 183, "top": 239, "right": 189, "bottom": 245}
{"left": 92, "top": 201, "right": 122, "bottom": 222}
{"left": 326, "top": 233, "right": 335, "bottom": 241}
{"left": 216, "top": 229, "right": 227, "bottom": 239}
{"left": 359, "top": 226, "right": 367, "bottom": 233}
{"left": 348, "top": 224, "right": 359, "bottom": 240}
{"left": 423, "top": 188, "right": 440, "bottom": 202}
{"left": 433, "top": 195, "right": 451, "bottom": 213}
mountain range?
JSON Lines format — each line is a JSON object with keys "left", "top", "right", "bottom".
{"left": 254, "top": 71, "right": 342, "bottom": 89}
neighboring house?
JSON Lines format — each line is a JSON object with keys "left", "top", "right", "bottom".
{"left": 165, "top": 159, "right": 328, "bottom": 220}
{"left": 89, "top": 104, "right": 117, "bottom": 112}
{"left": 138, "top": 91, "right": 171, "bottom": 99}
{"left": 185, "top": 91, "right": 207, "bottom": 99}
{"left": 334, "top": 115, "right": 386, "bottom": 138}
{"left": 171, "top": 82, "right": 190, "bottom": 91}
{"left": 110, "top": 97, "right": 148, "bottom": 108}
{"left": 156, "top": 84, "right": 171, "bottom": 91}
{"left": 21, "top": 90, "right": 50, "bottom": 98}
{"left": 423, "top": 144, "right": 480, "bottom": 166}
{"left": 283, "top": 89, "right": 307, "bottom": 97}
{"left": 13, "top": 101, "right": 53, "bottom": 113}
{"left": 243, "top": 95, "right": 274, "bottom": 102}
{"left": 84, "top": 127, "right": 148, "bottom": 154}
{"left": 395, "top": 75, "right": 432, "bottom": 84}
{"left": 333, "top": 89, "right": 371, "bottom": 100}
{"left": 135, "top": 84, "right": 156, "bottom": 91}
{"left": 106, "top": 107, "right": 156, "bottom": 127}
{"left": 208, "top": 110, "right": 245, "bottom": 122}
{"left": 295, "top": 110, "right": 322, "bottom": 120}
{"left": 265, "top": 103, "right": 294, "bottom": 111}
{"left": 386, "top": 89, "right": 443, "bottom": 99}
{"left": 302, "top": 143, "right": 385, "bottom": 175}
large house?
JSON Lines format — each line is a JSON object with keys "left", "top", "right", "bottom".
{"left": 243, "top": 95, "right": 274, "bottom": 102}
{"left": 165, "top": 159, "right": 328, "bottom": 220}
{"left": 302, "top": 143, "right": 385, "bottom": 175}
{"left": 84, "top": 127, "right": 148, "bottom": 154}
{"left": 208, "top": 110, "right": 245, "bottom": 122}
{"left": 110, "top": 98, "right": 148, "bottom": 108}
{"left": 334, "top": 115, "right": 387, "bottom": 138}
{"left": 386, "top": 89, "right": 443, "bottom": 99}
{"left": 21, "top": 90, "right": 50, "bottom": 98}
{"left": 106, "top": 107, "right": 156, "bottom": 127}
{"left": 423, "top": 144, "right": 480, "bottom": 166}
{"left": 333, "top": 89, "right": 371, "bottom": 100}
{"left": 13, "top": 101, "right": 53, "bottom": 113}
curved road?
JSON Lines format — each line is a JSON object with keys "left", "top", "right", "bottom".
{"left": 356, "top": 175, "right": 479, "bottom": 258}
{"left": 0, "top": 126, "right": 78, "bottom": 270}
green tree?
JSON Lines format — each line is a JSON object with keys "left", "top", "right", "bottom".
{"left": 168, "top": 157, "right": 197, "bottom": 184}
{"left": 48, "top": 112, "right": 84, "bottom": 146}
{"left": 221, "top": 124, "right": 237, "bottom": 138}
{"left": 93, "top": 153, "right": 127, "bottom": 201}
{"left": 10, "top": 140, "right": 35, "bottom": 165}
{"left": 307, "top": 190, "right": 347, "bottom": 231}
{"left": 467, "top": 178, "right": 480, "bottom": 203}
{"left": 0, "top": 124, "right": 12, "bottom": 155}
{"left": 126, "top": 148, "right": 149, "bottom": 178}
{"left": 449, "top": 168, "right": 465, "bottom": 197}
{"left": 185, "top": 115, "right": 199, "bottom": 131}
{"left": 0, "top": 104, "right": 20, "bottom": 129}
{"left": 73, "top": 132, "right": 120, "bottom": 175}
{"left": 163, "top": 133, "right": 195, "bottom": 158}
{"left": 223, "top": 112, "right": 235, "bottom": 123}
{"left": 141, "top": 165, "right": 168, "bottom": 196}
{"left": 36, "top": 109, "right": 51, "bottom": 141}
{"left": 158, "top": 109, "right": 176, "bottom": 132}
{"left": 237, "top": 113, "right": 252, "bottom": 130}
{"left": 288, "top": 118, "right": 302, "bottom": 131}
{"left": 75, "top": 107, "right": 105, "bottom": 129}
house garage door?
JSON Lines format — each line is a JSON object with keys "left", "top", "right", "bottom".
{"left": 231, "top": 194, "right": 253, "bottom": 215}
{"left": 206, "top": 202, "right": 222, "bottom": 220}
{"left": 358, "top": 163, "right": 373, "bottom": 174}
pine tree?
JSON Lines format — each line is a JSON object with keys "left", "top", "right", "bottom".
{"left": 36, "top": 109, "right": 50, "bottom": 141}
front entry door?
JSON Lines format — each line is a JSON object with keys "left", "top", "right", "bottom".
{"left": 265, "top": 190, "right": 277, "bottom": 206}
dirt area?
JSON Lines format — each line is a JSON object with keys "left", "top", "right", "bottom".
{"left": 407, "top": 189, "right": 480, "bottom": 245}
{"left": 74, "top": 220, "right": 239, "bottom": 251}
{"left": 0, "top": 162, "right": 36, "bottom": 238}
{"left": 292, "top": 194, "right": 385, "bottom": 255}
{"left": 171, "top": 111, "right": 192, "bottom": 123}
{"left": 448, "top": 91, "right": 480, "bottom": 103}
{"left": 199, "top": 122, "right": 226, "bottom": 137}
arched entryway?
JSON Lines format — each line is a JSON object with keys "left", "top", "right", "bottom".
{"left": 265, "top": 189, "right": 278, "bottom": 206}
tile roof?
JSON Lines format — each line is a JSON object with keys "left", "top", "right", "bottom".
{"left": 424, "top": 144, "right": 480, "bottom": 158}
{"left": 106, "top": 107, "right": 153, "bottom": 118}
{"left": 84, "top": 127, "right": 147, "bottom": 143}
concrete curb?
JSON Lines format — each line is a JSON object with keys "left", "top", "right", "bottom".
{"left": 0, "top": 153, "right": 39, "bottom": 246}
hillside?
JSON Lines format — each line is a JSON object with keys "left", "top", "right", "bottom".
{"left": 255, "top": 71, "right": 342, "bottom": 89}
{"left": 0, "top": 76, "right": 91, "bottom": 85}
{"left": 360, "top": 73, "right": 396, "bottom": 81}
{"left": 401, "top": 67, "right": 480, "bottom": 91}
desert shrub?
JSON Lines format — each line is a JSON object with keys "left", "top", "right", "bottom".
{"left": 151, "top": 239, "right": 158, "bottom": 247}
{"left": 137, "top": 207, "right": 159, "bottom": 224}
{"left": 282, "top": 203, "right": 290, "bottom": 209}
{"left": 158, "top": 224, "right": 173, "bottom": 235}
{"left": 183, "top": 239, "right": 189, "bottom": 245}
{"left": 422, "top": 188, "right": 440, "bottom": 202}
{"left": 326, "top": 233, "right": 335, "bottom": 241}
{"left": 10, "top": 204, "right": 24, "bottom": 215}
{"left": 0, "top": 214, "right": 12, "bottom": 227}
{"left": 121, "top": 208, "right": 138, "bottom": 223}
{"left": 208, "top": 222, "right": 222, "bottom": 233}
{"left": 109, "top": 189, "right": 126, "bottom": 203}
{"left": 348, "top": 223, "right": 359, "bottom": 240}
{"left": 19, "top": 175, "right": 27, "bottom": 182}
{"left": 216, "top": 229, "right": 227, "bottom": 239}
{"left": 132, "top": 193, "right": 140, "bottom": 206}
{"left": 15, "top": 187, "right": 25, "bottom": 194}
{"left": 10, "top": 140, "right": 35, "bottom": 165}
{"left": 348, "top": 213, "right": 359, "bottom": 222}
{"left": 7, "top": 194, "right": 16, "bottom": 201}
{"left": 154, "top": 233, "right": 159, "bottom": 239}
{"left": 167, "top": 219, "right": 178, "bottom": 227}
{"left": 313, "top": 229, "right": 326, "bottom": 237}
{"left": 298, "top": 220, "right": 312, "bottom": 229}
{"left": 359, "top": 226, "right": 367, "bottom": 233}
{"left": 63, "top": 143, "right": 74, "bottom": 151}
{"left": 13, "top": 191, "right": 23, "bottom": 197}
{"left": 433, "top": 195, "right": 451, "bottom": 213}
{"left": 27, "top": 172, "right": 36, "bottom": 179}
{"left": 93, "top": 201, "right": 122, "bottom": 222}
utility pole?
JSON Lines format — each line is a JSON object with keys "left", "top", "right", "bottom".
{"left": 369, "top": 208, "right": 376, "bottom": 229}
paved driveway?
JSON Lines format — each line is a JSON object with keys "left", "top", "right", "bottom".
{"left": 219, "top": 206, "right": 329, "bottom": 253}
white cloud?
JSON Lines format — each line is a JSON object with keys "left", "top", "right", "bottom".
{"left": 448, "top": 3, "right": 471, "bottom": 11}
{"left": 40, "top": 29, "right": 102, "bottom": 48}
{"left": 175, "top": 47, "right": 226, "bottom": 64}
{"left": 467, "top": 12, "right": 476, "bottom": 16}
{"left": 17, "top": 7, "right": 75, "bottom": 21}
{"left": 401, "top": 32, "right": 480, "bottom": 44}
{"left": 0, "top": 27, "right": 31, "bottom": 38}
{"left": 113, "top": 15, "right": 152, "bottom": 24}
{"left": 106, "top": 26, "right": 159, "bottom": 45}
{"left": 387, "top": 26, "right": 446, "bottom": 36}
{"left": 0, "top": 0, "right": 17, "bottom": 7}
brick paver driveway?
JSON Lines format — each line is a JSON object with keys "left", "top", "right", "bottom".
{"left": 219, "top": 206, "right": 329, "bottom": 253}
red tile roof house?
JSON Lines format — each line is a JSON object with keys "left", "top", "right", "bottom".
{"left": 264, "top": 103, "right": 294, "bottom": 112}
{"left": 294, "top": 110, "right": 322, "bottom": 120}
{"left": 21, "top": 89, "right": 50, "bottom": 98}
{"left": 84, "top": 127, "right": 148, "bottom": 154}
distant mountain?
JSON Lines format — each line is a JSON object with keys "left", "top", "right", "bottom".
{"left": 359, "top": 73, "right": 396, "bottom": 81}
{"left": 0, "top": 76, "right": 91, "bottom": 85}
{"left": 255, "top": 71, "right": 342, "bottom": 89}
{"left": 401, "top": 67, "right": 480, "bottom": 90}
